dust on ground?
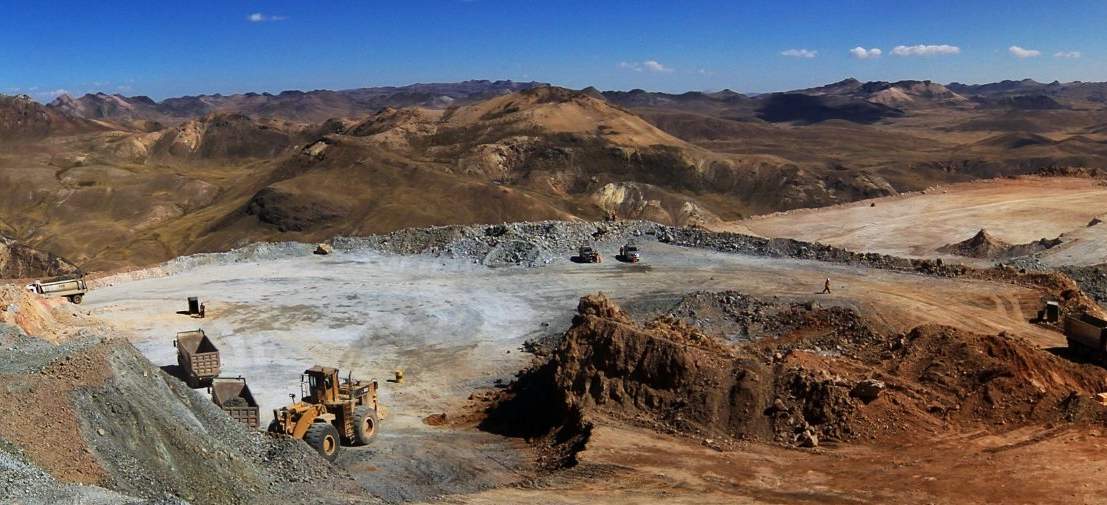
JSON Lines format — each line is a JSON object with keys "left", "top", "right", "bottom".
{"left": 729, "top": 176, "right": 1107, "bottom": 266}
{"left": 77, "top": 226, "right": 1075, "bottom": 502}
{"left": 469, "top": 292, "right": 1107, "bottom": 505}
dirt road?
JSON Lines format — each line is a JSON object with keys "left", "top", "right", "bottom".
{"left": 443, "top": 423, "right": 1107, "bottom": 505}
{"left": 84, "top": 240, "right": 1059, "bottom": 501}
{"left": 730, "top": 177, "right": 1107, "bottom": 265}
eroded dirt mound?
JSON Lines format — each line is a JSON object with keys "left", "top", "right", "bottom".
{"left": 937, "top": 228, "right": 1060, "bottom": 259}
{"left": 487, "top": 293, "right": 1107, "bottom": 460}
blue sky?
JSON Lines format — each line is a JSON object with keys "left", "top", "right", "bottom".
{"left": 2, "top": 0, "right": 1105, "bottom": 100}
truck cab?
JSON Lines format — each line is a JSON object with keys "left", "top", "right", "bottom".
{"left": 619, "top": 243, "right": 641, "bottom": 263}
{"left": 577, "top": 246, "right": 602, "bottom": 263}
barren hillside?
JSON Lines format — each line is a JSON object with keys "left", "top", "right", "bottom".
{"left": 5, "top": 78, "right": 1107, "bottom": 272}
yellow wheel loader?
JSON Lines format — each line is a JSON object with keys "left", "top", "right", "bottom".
{"left": 268, "top": 366, "right": 382, "bottom": 461}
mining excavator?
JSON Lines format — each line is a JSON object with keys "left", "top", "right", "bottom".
{"left": 268, "top": 366, "right": 382, "bottom": 461}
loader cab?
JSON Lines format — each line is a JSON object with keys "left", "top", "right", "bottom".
{"left": 301, "top": 366, "right": 340, "bottom": 404}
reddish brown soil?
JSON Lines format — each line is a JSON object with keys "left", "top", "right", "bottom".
{"left": 0, "top": 342, "right": 115, "bottom": 484}
{"left": 472, "top": 293, "right": 1107, "bottom": 504}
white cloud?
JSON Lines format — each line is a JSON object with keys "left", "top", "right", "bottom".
{"left": 247, "top": 13, "right": 287, "bottom": 23}
{"left": 617, "top": 60, "right": 674, "bottom": 73}
{"left": 849, "top": 46, "right": 882, "bottom": 60}
{"left": 642, "top": 60, "right": 673, "bottom": 73}
{"left": 891, "top": 44, "right": 960, "bottom": 56}
{"left": 26, "top": 89, "right": 69, "bottom": 101}
{"left": 780, "top": 48, "right": 817, "bottom": 59}
{"left": 1008, "top": 45, "right": 1041, "bottom": 58}
{"left": 1054, "top": 51, "right": 1082, "bottom": 59}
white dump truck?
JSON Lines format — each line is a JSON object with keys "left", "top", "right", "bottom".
{"left": 25, "top": 275, "right": 88, "bottom": 304}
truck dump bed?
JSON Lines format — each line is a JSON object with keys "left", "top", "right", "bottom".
{"left": 175, "top": 330, "right": 221, "bottom": 387}
{"left": 1064, "top": 313, "right": 1107, "bottom": 351}
{"left": 211, "top": 378, "right": 260, "bottom": 429}
{"left": 29, "top": 276, "right": 88, "bottom": 303}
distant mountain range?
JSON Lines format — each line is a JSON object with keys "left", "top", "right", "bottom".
{"left": 44, "top": 80, "right": 549, "bottom": 123}
{"left": 23, "top": 77, "right": 1107, "bottom": 128}
{"left": 5, "top": 77, "right": 1107, "bottom": 272}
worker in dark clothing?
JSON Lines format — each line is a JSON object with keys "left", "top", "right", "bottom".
{"left": 820, "top": 277, "right": 832, "bottom": 294}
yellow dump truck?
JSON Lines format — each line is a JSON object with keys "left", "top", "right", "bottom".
{"left": 174, "top": 329, "right": 221, "bottom": 388}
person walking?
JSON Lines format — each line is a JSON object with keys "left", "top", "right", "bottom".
{"left": 820, "top": 277, "right": 832, "bottom": 294}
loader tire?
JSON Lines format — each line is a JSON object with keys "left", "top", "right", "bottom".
{"left": 266, "top": 419, "right": 281, "bottom": 434}
{"left": 305, "top": 423, "right": 340, "bottom": 462}
{"left": 352, "top": 406, "right": 379, "bottom": 446}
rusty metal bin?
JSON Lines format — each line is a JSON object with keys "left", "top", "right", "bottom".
{"left": 211, "top": 377, "right": 261, "bottom": 429}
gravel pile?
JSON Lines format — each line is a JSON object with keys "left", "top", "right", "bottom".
{"left": 332, "top": 220, "right": 967, "bottom": 274}
{"left": 0, "top": 317, "right": 377, "bottom": 505}
{"left": 1060, "top": 264, "right": 1107, "bottom": 309}
{"left": 0, "top": 449, "right": 174, "bottom": 505}
{"left": 654, "top": 226, "right": 969, "bottom": 276}
{"left": 334, "top": 220, "right": 662, "bottom": 267}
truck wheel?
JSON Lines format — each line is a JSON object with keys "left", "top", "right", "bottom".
{"left": 69, "top": 294, "right": 83, "bottom": 304}
{"left": 305, "top": 423, "right": 340, "bottom": 462}
{"left": 352, "top": 406, "right": 379, "bottom": 446}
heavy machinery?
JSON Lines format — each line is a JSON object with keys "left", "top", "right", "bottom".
{"left": 1064, "top": 312, "right": 1107, "bottom": 365}
{"left": 25, "top": 275, "right": 88, "bottom": 304}
{"left": 618, "top": 242, "right": 641, "bottom": 263}
{"left": 268, "top": 366, "right": 381, "bottom": 461}
{"left": 174, "top": 329, "right": 221, "bottom": 388}
{"left": 577, "top": 245, "right": 602, "bottom": 263}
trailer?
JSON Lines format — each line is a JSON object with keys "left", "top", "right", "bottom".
{"left": 174, "top": 329, "right": 221, "bottom": 388}
{"left": 26, "top": 275, "right": 88, "bottom": 304}
{"left": 1064, "top": 312, "right": 1107, "bottom": 364}
{"left": 211, "top": 377, "right": 260, "bottom": 429}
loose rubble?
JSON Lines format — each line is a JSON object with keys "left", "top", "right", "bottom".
{"left": 0, "top": 288, "right": 376, "bottom": 505}
{"left": 485, "top": 292, "right": 1107, "bottom": 461}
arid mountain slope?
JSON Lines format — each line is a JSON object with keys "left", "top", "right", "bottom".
{"left": 0, "top": 95, "right": 103, "bottom": 140}
{"left": 4, "top": 77, "right": 1107, "bottom": 272}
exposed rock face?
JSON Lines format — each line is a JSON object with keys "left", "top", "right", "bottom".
{"left": 0, "top": 236, "right": 80, "bottom": 279}
{"left": 485, "top": 292, "right": 1107, "bottom": 457}
{"left": 0, "top": 94, "right": 98, "bottom": 140}
{"left": 243, "top": 187, "right": 345, "bottom": 232}
{"left": 150, "top": 113, "right": 298, "bottom": 159}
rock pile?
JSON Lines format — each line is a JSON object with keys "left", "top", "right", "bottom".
{"left": 335, "top": 220, "right": 661, "bottom": 267}
{"left": 486, "top": 292, "right": 1107, "bottom": 460}
{"left": 937, "top": 228, "right": 1061, "bottom": 259}
{"left": 0, "top": 285, "right": 376, "bottom": 504}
